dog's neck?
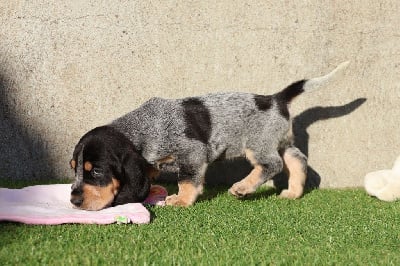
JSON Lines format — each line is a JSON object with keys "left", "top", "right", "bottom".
{"left": 109, "top": 118, "right": 171, "bottom": 166}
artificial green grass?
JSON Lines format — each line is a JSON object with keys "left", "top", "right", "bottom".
{"left": 1, "top": 181, "right": 400, "bottom": 265}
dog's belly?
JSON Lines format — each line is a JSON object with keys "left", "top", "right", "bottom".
{"left": 158, "top": 163, "right": 180, "bottom": 173}
{"left": 208, "top": 141, "right": 244, "bottom": 162}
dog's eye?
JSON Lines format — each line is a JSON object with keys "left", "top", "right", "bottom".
{"left": 91, "top": 168, "right": 103, "bottom": 178}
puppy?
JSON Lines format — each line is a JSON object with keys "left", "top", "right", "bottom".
{"left": 70, "top": 62, "right": 349, "bottom": 210}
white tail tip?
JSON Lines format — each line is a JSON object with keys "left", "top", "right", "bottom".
{"left": 303, "top": 61, "right": 350, "bottom": 92}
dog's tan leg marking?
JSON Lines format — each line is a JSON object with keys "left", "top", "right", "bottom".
{"left": 145, "top": 155, "right": 176, "bottom": 180}
{"left": 229, "top": 149, "right": 265, "bottom": 197}
{"left": 146, "top": 166, "right": 160, "bottom": 180}
{"left": 156, "top": 155, "right": 176, "bottom": 165}
{"left": 165, "top": 181, "right": 203, "bottom": 207}
{"left": 279, "top": 150, "right": 306, "bottom": 199}
{"left": 229, "top": 166, "right": 264, "bottom": 197}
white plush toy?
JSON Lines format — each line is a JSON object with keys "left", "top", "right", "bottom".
{"left": 364, "top": 155, "right": 400, "bottom": 202}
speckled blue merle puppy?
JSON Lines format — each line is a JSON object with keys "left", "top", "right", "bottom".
{"left": 70, "top": 62, "right": 349, "bottom": 209}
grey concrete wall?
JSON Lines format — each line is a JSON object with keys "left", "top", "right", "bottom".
{"left": 0, "top": 1, "right": 399, "bottom": 188}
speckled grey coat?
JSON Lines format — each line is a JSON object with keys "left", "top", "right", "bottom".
{"left": 110, "top": 62, "right": 349, "bottom": 205}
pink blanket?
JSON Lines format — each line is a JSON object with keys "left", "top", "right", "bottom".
{"left": 0, "top": 184, "right": 167, "bottom": 225}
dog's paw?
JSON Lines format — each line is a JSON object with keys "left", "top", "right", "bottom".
{"left": 279, "top": 189, "right": 302, "bottom": 199}
{"left": 165, "top": 194, "right": 191, "bottom": 207}
{"left": 229, "top": 182, "right": 255, "bottom": 198}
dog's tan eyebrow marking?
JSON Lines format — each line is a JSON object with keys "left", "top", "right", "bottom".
{"left": 70, "top": 159, "right": 76, "bottom": 169}
{"left": 84, "top": 161, "right": 93, "bottom": 172}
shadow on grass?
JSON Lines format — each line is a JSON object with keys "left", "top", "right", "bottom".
{"left": 197, "top": 184, "right": 278, "bottom": 204}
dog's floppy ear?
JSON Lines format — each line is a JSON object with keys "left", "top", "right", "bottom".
{"left": 112, "top": 148, "right": 151, "bottom": 205}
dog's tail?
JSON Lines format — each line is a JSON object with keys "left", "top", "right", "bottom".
{"left": 276, "top": 61, "right": 350, "bottom": 103}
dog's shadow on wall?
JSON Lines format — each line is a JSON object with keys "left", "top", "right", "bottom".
{"left": 202, "top": 98, "right": 367, "bottom": 193}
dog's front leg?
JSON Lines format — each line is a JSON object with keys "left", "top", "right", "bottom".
{"left": 165, "top": 180, "right": 203, "bottom": 207}
{"left": 165, "top": 156, "right": 207, "bottom": 207}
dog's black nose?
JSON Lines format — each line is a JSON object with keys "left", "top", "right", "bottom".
{"left": 70, "top": 196, "right": 83, "bottom": 207}
{"left": 70, "top": 187, "right": 83, "bottom": 207}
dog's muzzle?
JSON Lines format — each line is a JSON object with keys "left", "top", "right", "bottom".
{"left": 70, "top": 184, "right": 83, "bottom": 208}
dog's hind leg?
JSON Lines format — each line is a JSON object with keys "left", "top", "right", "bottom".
{"left": 229, "top": 150, "right": 283, "bottom": 197}
{"left": 279, "top": 146, "right": 307, "bottom": 199}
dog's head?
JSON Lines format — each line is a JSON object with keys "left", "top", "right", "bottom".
{"left": 70, "top": 126, "right": 154, "bottom": 210}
